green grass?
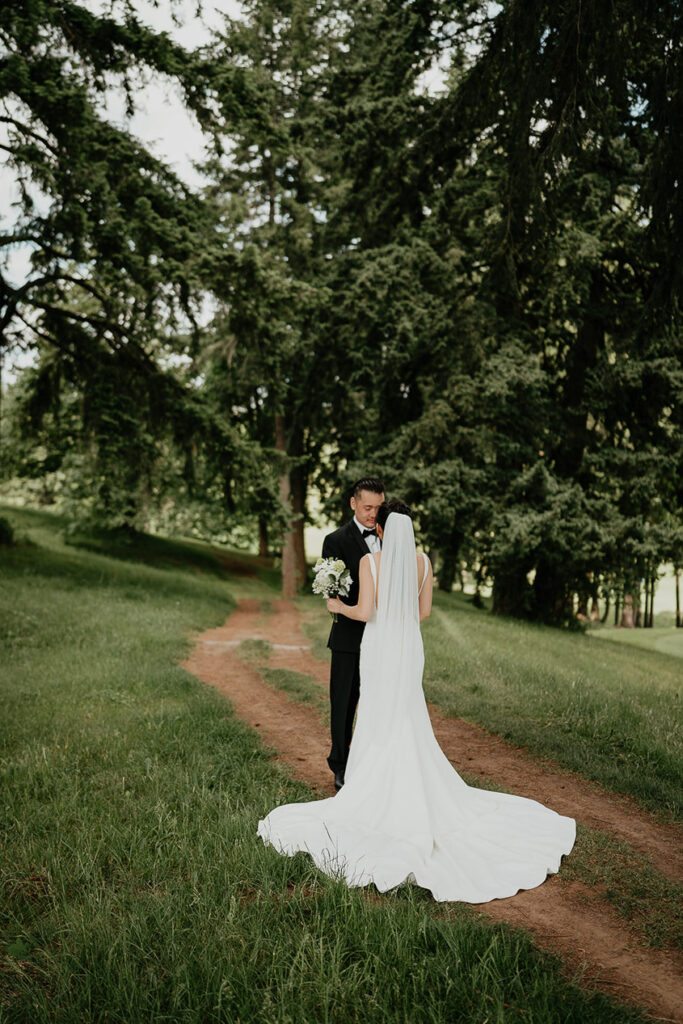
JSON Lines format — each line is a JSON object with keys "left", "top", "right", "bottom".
{"left": 421, "top": 593, "right": 681, "bottom": 821}
{"left": 0, "top": 506, "right": 650, "bottom": 1023}
{"left": 65, "top": 523, "right": 233, "bottom": 577}
{"left": 563, "top": 827, "right": 683, "bottom": 951}
{"left": 589, "top": 623, "right": 683, "bottom": 660}
{"left": 237, "top": 638, "right": 328, "bottom": 713}
{"left": 238, "top": 638, "right": 273, "bottom": 664}
{"left": 259, "top": 667, "right": 328, "bottom": 711}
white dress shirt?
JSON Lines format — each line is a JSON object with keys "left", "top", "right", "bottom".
{"left": 354, "top": 516, "right": 381, "bottom": 554}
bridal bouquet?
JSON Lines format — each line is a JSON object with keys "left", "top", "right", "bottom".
{"left": 312, "top": 558, "right": 352, "bottom": 621}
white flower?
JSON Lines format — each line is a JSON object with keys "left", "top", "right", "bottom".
{"left": 312, "top": 557, "right": 352, "bottom": 599}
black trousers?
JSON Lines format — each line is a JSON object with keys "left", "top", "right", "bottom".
{"left": 327, "top": 649, "right": 361, "bottom": 773}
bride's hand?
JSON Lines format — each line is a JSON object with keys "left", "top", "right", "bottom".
{"left": 327, "top": 597, "right": 342, "bottom": 614}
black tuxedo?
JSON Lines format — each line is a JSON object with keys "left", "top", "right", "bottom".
{"left": 322, "top": 519, "right": 370, "bottom": 653}
{"left": 321, "top": 518, "right": 372, "bottom": 772}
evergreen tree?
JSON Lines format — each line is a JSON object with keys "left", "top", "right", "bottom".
{"left": 198, "top": 0, "right": 355, "bottom": 592}
{"left": 0, "top": 0, "right": 266, "bottom": 528}
{"left": 331, "top": 0, "right": 682, "bottom": 623}
{"left": 2, "top": 0, "right": 679, "bottom": 622}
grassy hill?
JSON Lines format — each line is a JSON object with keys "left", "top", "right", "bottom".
{"left": 424, "top": 592, "right": 682, "bottom": 821}
{"left": 589, "top": 621, "right": 683, "bottom": 660}
{"left": 0, "top": 506, "right": 660, "bottom": 1023}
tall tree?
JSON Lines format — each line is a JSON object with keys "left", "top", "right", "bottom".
{"left": 199, "top": 0, "right": 355, "bottom": 593}
{"left": 331, "top": 0, "right": 682, "bottom": 623}
{"left": 0, "top": 0, "right": 267, "bottom": 528}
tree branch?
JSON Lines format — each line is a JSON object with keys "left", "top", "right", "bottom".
{"left": 0, "top": 114, "right": 59, "bottom": 157}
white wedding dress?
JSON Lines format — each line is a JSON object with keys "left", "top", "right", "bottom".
{"left": 258, "top": 513, "right": 575, "bottom": 903}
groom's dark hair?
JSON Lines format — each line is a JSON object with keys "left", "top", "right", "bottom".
{"left": 352, "top": 476, "right": 385, "bottom": 498}
{"left": 376, "top": 498, "right": 412, "bottom": 529}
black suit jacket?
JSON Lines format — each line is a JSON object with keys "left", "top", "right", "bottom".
{"left": 322, "top": 519, "right": 371, "bottom": 653}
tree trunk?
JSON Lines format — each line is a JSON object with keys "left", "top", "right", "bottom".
{"left": 532, "top": 558, "right": 571, "bottom": 624}
{"left": 289, "top": 461, "right": 307, "bottom": 589}
{"left": 553, "top": 280, "right": 603, "bottom": 480}
{"left": 620, "top": 593, "right": 634, "bottom": 628}
{"left": 258, "top": 518, "right": 269, "bottom": 558}
{"left": 438, "top": 552, "right": 457, "bottom": 592}
{"left": 614, "top": 593, "right": 620, "bottom": 626}
{"left": 473, "top": 566, "right": 486, "bottom": 608}
{"left": 635, "top": 581, "right": 643, "bottom": 627}
{"left": 600, "top": 592, "right": 610, "bottom": 624}
{"left": 493, "top": 567, "right": 530, "bottom": 617}
{"left": 676, "top": 567, "right": 681, "bottom": 628}
{"left": 275, "top": 413, "right": 297, "bottom": 599}
{"left": 648, "top": 574, "right": 656, "bottom": 628}
{"left": 639, "top": 578, "right": 648, "bottom": 628}
{"left": 438, "top": 533, "right": 464, "bottom": 593}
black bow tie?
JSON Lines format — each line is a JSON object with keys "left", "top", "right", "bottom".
{"left": 362, "top": 528, "right": 377, "bottom": 538}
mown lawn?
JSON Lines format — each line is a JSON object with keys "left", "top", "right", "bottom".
{"left": 589, "top": 622, "right": 683, "bottom": 660}
{"left": 0, "top": 506, "right": 648, "bottom": 1023}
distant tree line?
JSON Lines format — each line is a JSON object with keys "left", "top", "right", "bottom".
{"left": 1, "top": 0, "right": 681, "bottom": 625}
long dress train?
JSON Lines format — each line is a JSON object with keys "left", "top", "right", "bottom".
{"left": 257, "top": 515, "right": 575, "bottom": 903}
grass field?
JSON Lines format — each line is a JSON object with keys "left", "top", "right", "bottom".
{"left": 0, "top": 505, "right": 653, "bottom": 1023}
{"left": 423, "top": 594, "right": 682, "bottom": 822}
{"left": 589, "top": 622, "right": 683, "bottom": 660}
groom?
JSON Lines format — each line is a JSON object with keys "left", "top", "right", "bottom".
{"left": 322, "top": 476, "right": 385, "bottom": 791}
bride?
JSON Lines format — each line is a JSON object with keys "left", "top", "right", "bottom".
{"left": 258, "top": 500, "right": 575, "bottom": 903}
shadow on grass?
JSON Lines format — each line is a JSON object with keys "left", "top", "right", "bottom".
{"left": 1, "top": 503, "right": 279, "bottom": 591}
{"left": 66, "top": 527, "right": 232, "bottom": 579}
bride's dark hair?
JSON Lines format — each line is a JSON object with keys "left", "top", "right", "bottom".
{"left": 376, "top": 498, "right": 412, "bottom": 530}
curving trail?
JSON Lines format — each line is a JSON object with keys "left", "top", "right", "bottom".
{"left": 182, "top": 597, "right": 683, "bottom": 1024}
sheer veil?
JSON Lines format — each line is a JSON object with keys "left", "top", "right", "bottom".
{"left": 351, "top": 510, "right": 424, "bottom": 742}
{"left": 376, "top": 512, "right": 419, "bottom": 628}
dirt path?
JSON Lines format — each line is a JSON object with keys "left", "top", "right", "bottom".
{"left": 183, "top": 600, "right": 331, "bottom": 794}
{"left": 183, "top": 598, "right": 683, "bottom": 1023}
